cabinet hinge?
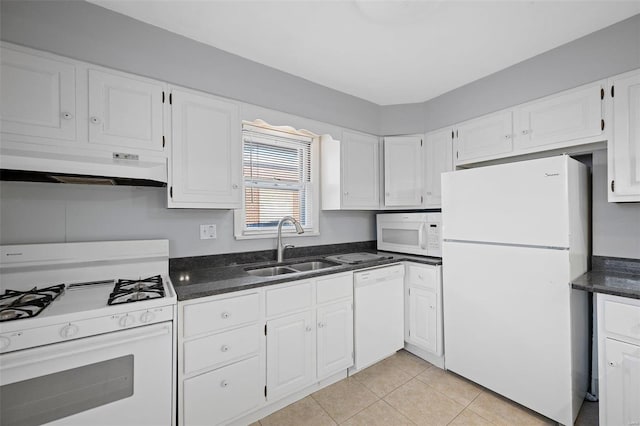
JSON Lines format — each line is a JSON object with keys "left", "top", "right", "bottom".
{"left": 162, "top": 91, "right": 165, "bottom": 104}
{"left": 601, "top": 119, "right": 605, "bottom": 131}
{"left": 170, "top": 186, "right": 173, "bottom": 198}
{"left": 611, "top": 85, "right": 615, "bottom": 98}
{"left": 162, "top": 136, "right": 165, "bottom": 148}
{"left": 264, "top": 386, "right": 267, "bottom": 398}
{"left": 420, "top": 195, "right": 423, "bottom": 203}
{"left": 408, "top": 329, "right": 410, "bottom": 336}
{"left": 169, "top": 93, "right": 173, "bottom": 104}
{"left": 600, "top": 88, "right": 604, "bottom": 100}
{"left": 611, "top": 180, "right": 615, "bottom": 193}
{"left": 456, "top": 151, "right": 459, "bottom": 159}
{"left": 420, "top": 139, "right": 423, "bottom": 147}
{"left": 451, "top": 130, "right": 454, "bottom": 139}
{"left": 408, "top": 288, "right": 411, "bottom": 295}
{"left": 264, "top": 324, "right": 267, "bottom": 336}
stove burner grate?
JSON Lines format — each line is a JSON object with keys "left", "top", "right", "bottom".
{"left": 0, "top": 284, "right": 65, "bottom": 322}
{"left": 108, "top": 275, "right": 165, "bottom": 305}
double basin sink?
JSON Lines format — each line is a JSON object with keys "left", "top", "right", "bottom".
{"left": 245, "top": 259, "right": 340, "bottom": 277}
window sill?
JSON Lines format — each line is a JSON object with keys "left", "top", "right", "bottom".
{"left": 234, "top": 231, "right": 320, "bottom": 240}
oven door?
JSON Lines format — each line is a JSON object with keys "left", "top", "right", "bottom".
{"left": 0, "top": 322, "right": 173, "bottom": 426}
{"left": 377, "top": 220, "right": 429, "bottom": 256}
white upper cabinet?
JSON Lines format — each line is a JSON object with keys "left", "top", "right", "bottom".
{"left": 608, "top": 69, "right": 640, "bottom": 202}
{"left": 341, "top": 130, "right": 380, "bottom": 209}
{"left": 514, "top": 82, "right": 603, "bottom": 151}
{"left": 424, "top": 127, "right": 454, "bottom": 208}
{"left": 169, "top": 87, "right": 242, "bottom": 208}
{"left": 0, "top": 46, "right": 77, "bottom": 142}
{"left": 88, "top": 69, "right": 165, "bottom": 152}
{"left": 383, "top": 135, "right": 424, "bottom": 207}
{"left": 455, "top": 110, "right": 513, "bottom": 164}
{"left": 320, "top": 130, "right": 379, "bottom": 210}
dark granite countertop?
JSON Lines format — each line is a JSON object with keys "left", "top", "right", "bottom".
{"left": 571, "top": 256, "right": 640, "bottom": 300}
{"left": 170, "top": 244, "right": 441, "bottom": 301}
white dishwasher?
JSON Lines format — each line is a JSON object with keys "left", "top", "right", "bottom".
{"left": 353, "top": 264, "right": 405, "bottom": 371}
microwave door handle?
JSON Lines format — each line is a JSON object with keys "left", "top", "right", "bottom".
{"left": 419, "top": 223, "right": 427, "bottom": 249}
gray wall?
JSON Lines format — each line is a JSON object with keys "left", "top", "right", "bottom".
{"left": 0, "top": 181, "right": 376, "bottom": 259}
{"left": 0, "top": 0, "right": 380, "bottom": 135}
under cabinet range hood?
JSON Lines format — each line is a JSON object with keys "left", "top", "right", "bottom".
{"left": 0, "top": 148, "right": 167, "bottom": 187}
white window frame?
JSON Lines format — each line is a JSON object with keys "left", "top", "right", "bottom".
{"left": 234, "top": 124, "right": 320, "bottom": 240}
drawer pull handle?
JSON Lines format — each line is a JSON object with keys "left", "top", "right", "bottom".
{"left": 221, "top": 312, "right": 230, "bottom": 319}
{"left": 221, "top": 345, "right": 230, "bottom": 352}
{"left": 220, "top": 380, "right": 229, "bottom": 388}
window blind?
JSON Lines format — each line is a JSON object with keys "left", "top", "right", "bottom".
{"left": 242, "top": 129, "right": 313, "bottom": 232}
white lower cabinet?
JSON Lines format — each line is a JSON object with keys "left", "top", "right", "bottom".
{"left": 178, "top": 272, "right": 354, "bottom": 425}
{"left": 183, "top": 356, "right": 263, "bottom": 426}
{"left": 404, "top": 263, "right": 443, "bottom": 359}
{"left": 266, "top": 310, "right": 316, "bottom": 401}
{"left": 598, "top": 293, "right": 640, "bottom": 426}
{"left": 265, "top": 273, "right": 354, "bottom": 402}
{"left": 317, "top": 300, "right": 354, "bottom": 379}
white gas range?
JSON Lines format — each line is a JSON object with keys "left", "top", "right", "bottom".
{"left": 0, "top": 239, "right": 177, "bottom": 426}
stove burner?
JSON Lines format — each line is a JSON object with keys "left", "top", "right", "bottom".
{"left": 108, "top": 275, "right": 164, "bottom": 305}
{"left": 0, "top": 284, "right": 65, "bottom": 322}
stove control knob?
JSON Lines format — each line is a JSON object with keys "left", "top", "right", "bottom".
{"left": 140, "top": 311, "right": 155, "bottom": 323}
{"left": 0, "top": 336, "right": 10, "bottom": 350}
{"left": 60, "top": 324, "right": 79, "bottom": 338}
{"left": 119, "top": 315, "right": 135, "bottom": 328}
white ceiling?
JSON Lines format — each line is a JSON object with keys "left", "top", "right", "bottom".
{"left": 88, "top": 0, "right": 640, "bottom": 106}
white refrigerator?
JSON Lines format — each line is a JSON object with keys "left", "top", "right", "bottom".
{"left": 441, "top": 155, "right": 590, "bottom": 426}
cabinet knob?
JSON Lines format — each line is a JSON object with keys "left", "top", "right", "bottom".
{"left": 306, "top": 326, "right": 312, "bottom": 332}
{"left": 221, "top": 345, "right": 230, "bottom": 352}
{"left": 220, "top": 380, "right": 229, "bottom": 388}
{"left": 344, "top": 192, "right": 348, "bottom": 196}
{"left": 504, "top": 134, "right": 512, "bottom": 139}
{"left": 90, "top": 116, "right": 101, "bottom": 124}
{"left": 232, "top": 184, "right": 238, "bottom": 189}
{"left": 61, "top": 112, "right": 73, "bottom": 120}
{"left": 521, "top": 129, "right": 529, "bottom": 135}
{"left": 318, "top": 322, "right": 325, "bottom": 328}
{"left": 221, "top": 312, "right": 230, "bottom": 319}
{"left": 608, "top": 361, "right": 617, "bottom": 368}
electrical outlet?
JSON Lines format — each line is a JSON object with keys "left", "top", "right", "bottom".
{"left": 200, "top": 224, "right": 217, "bottom": 240}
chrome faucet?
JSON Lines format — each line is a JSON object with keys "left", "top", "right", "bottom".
{"left": 276, "top": 216, "right": 304, "bottom": 263}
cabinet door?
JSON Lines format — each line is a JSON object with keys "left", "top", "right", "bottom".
{"left": 266, "top": 311, "right": 315, "bottom": 401}
{"left": 407, "top": 287, "right": 438, "bottom": 354}
{"left": 317, "top": 301, "right": 353, "bottom": 379}
{"left": 603, "top": 338, "right": 640, "bottom": 426}
{"left": 183, "top": 355, "right": 262, "bottom": 426}
{"left": 514, "top": 82, "right": 603, "bottom": 151}
{"left": 424, "top": 128, "right": 453, "bottom": 207}
{"left": 170, "top": 88, "right": 241, "bottom": 208}
{"left": 341, "top": 130, "right": 379, "bottom": 209}
{"left": 88, "top": 69, "right": 164, "bottom": 152}
{"left": 0, "top": 46, "right": 76, "bottom": 142}
{"left": 384, "top": 136, "right": 423, "bottom": 207}
{"left": 609, "top": 70, "right": 640, "bottom": 201}
{"left": 456, "top": 110, "right": 513, "bottom": 163}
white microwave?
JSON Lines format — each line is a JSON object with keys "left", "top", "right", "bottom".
{"left": 376, "top": 212, "right": 442, "bottom": 257}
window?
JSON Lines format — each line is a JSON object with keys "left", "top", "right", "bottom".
{"left": 234, "top": 123, "right": 319, "bottom": 239}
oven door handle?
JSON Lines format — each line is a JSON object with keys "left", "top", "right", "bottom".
{"left": 419, "top": 223, "right": 427, "bottom": 249}
{"left": 1, "top": 323, "right": 171, "bottom": 370}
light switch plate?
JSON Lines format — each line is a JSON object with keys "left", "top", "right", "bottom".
{"left": 200, "top": 224, "right": 217, "bottom": 240}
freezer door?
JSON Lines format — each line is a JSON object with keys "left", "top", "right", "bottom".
{"left": 442, "top": 241, "right": 587, "bottom": 426}
{"left": 442, "top": 156, "right": 571, "bottom": 248}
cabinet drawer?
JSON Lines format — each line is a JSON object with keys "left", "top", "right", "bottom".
{"left": 183, "top": 356, "right": 262, "bottom": 426}
{"left": 317, "top": 273, "right": 353, "bottom": 304}
{"left": 604, "top": 300, "right": 640, "bottom": 342}
{"left": 183, "top": 324, "right": 261, "bottom": 375}
{"left": 407, "top": 264, "right": 439, "bottom": 289}
{"left": 183, "top": 293, "right": 260, "bottom": 338}
{"left": 266, "top": 281, "right": 313, "bottom": 317}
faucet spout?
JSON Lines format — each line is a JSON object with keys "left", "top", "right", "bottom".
{"left": 277, "top": 216, "right": 304, "bottom": 263}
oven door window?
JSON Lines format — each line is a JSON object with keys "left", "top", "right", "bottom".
{"left": 1, "top": 355, "right": 133, "bottom": 426}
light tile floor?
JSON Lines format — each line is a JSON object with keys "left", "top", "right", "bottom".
{"left": 256, "top": 350, "right": 599, "bottom": 426}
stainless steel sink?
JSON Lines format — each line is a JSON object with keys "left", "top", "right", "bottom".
{"left": 245, "top": 259, "right": 340, "bottom": 276}
{"left": 287, "top": 260, "right": 340, "bottom": 272}
{"left": 245, "top": 266, "right": 298, "bottom": 277}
